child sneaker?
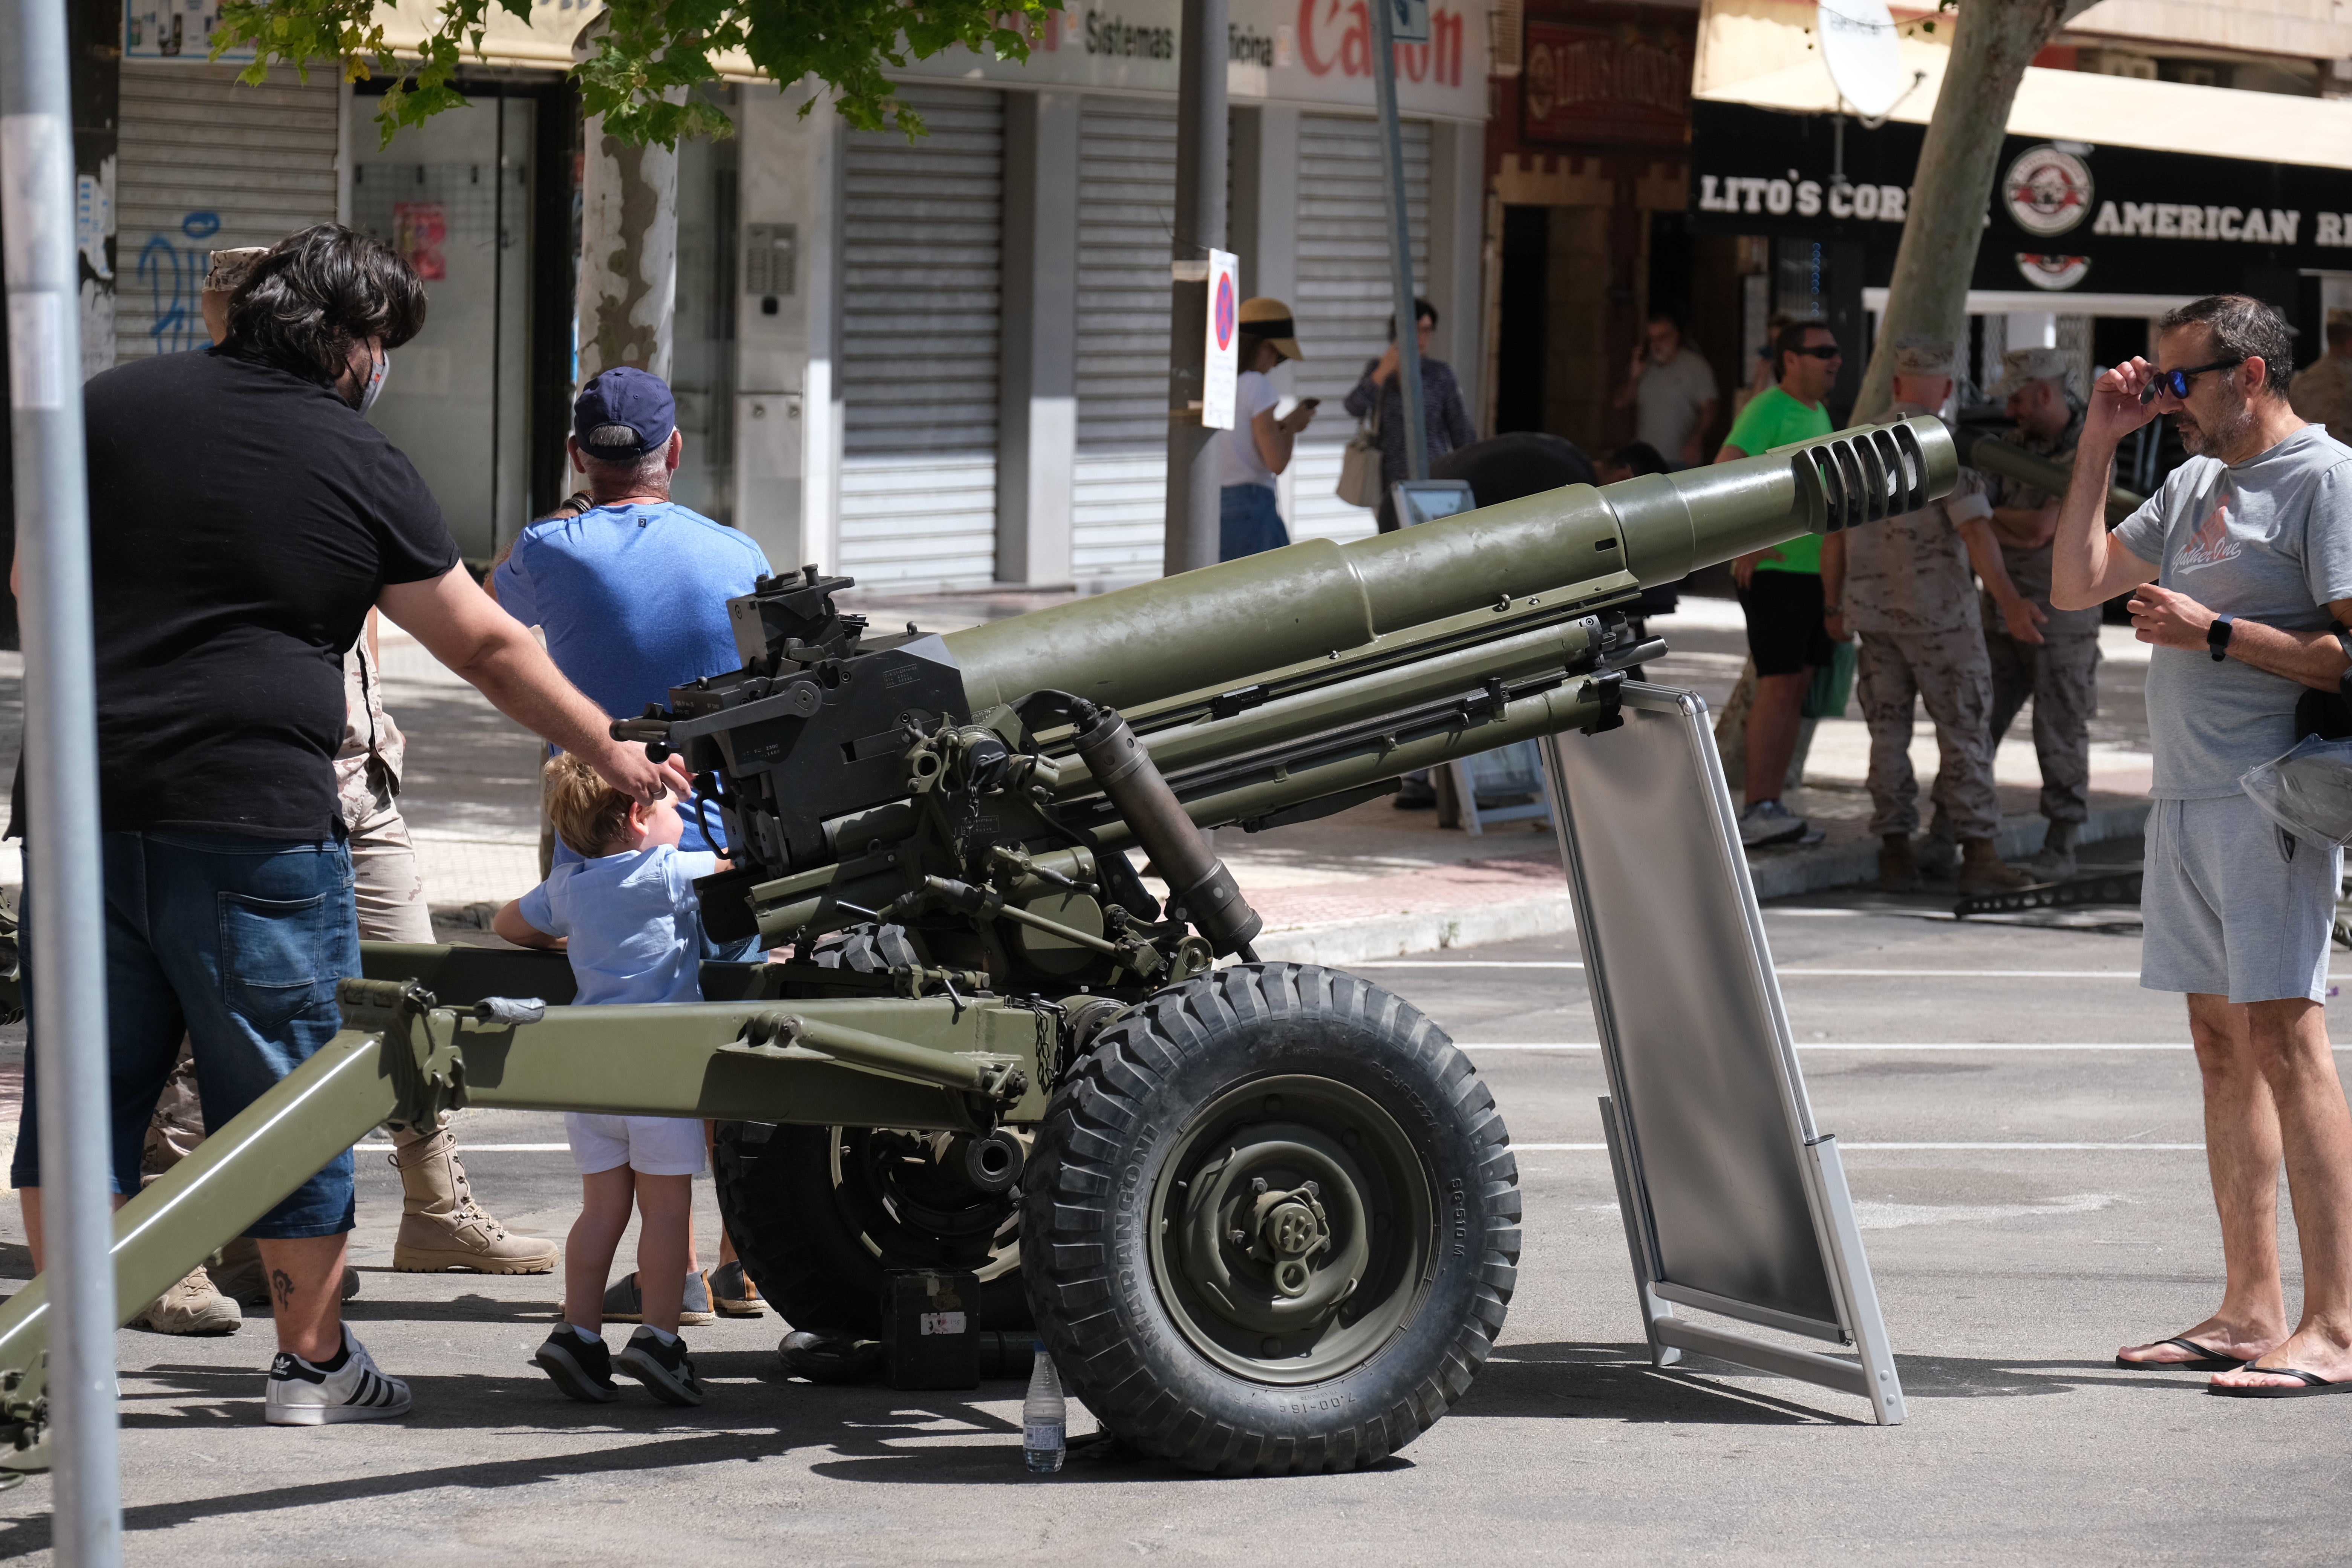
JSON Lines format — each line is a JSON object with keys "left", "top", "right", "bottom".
{"left": 616, "top": 1326, "right": 705, "bottom": 1406}
{"left": 263, "top": 1328, "right": 412, "bottom": 1425}
{"left": 533, "top": 1325, "right": 620, "bottom": 1403}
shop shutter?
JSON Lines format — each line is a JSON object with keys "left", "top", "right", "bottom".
{"left": 115, "top": 63, "right": 340, "bottom": 364}
{"left": 1290, "top": 114, "right": 1429, "bottom": 544}
{"left": 1070, "top": 98, "right": 1178, "bottom": 586}
{"left": 838, "top": 84, "right": 1004, "bottom": 590}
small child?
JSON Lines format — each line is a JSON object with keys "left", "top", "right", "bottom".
{"left": 496, "top": 753, "right": 714, "bottom": 1407}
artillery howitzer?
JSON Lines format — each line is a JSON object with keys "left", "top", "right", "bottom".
{"left": 0, "top": 417, "right": 1955, "bottom": 1474}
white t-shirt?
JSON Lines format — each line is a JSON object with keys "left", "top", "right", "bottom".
{"left": 1634, "top": 347, "right": 1719, "bottom": 465}
{"left": 1219, "top": 371, "right": 1281, "bottom": 489}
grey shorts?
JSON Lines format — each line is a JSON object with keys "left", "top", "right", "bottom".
{"left": 2141, "top": 794, "right": 2341, "bottom": 1004}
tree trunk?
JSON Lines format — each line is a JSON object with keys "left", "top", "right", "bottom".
{"left": 1848, "top": 0, "right": 2096, "bottom": 426}
{"left": 574, "top": 122, "right": 678, "bottom": 384}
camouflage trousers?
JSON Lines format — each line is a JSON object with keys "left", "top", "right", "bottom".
{"left": 1857, "top": 628, "right": 2002, "bottom": 841}
{"left": 1986, "top": 630, "right": 2100, "bottom": 826}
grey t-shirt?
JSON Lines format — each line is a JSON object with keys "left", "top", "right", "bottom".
{"left": 1634, "top": 348, "right": 1718, "bottom": 466}
{"left": 2113, "top": 424, "right": 2352, "bottom": 798}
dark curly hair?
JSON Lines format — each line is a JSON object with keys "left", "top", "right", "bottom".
{"left": 2159, "top": 295, "right": 2296, "bottom": 397}
{"left": 225, "top": 224, "right": 427, "bottom": 384}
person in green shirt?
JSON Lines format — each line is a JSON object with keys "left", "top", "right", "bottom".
{"left": 1717, "top": 320, "right": 1841, "bottom": 847}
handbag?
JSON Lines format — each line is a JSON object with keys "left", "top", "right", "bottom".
{"left": 1336, "top": 394, "right": 1383, "bottom": 508}
{"left": 1801, "top": 638, "right": 1858, "bottom": 719}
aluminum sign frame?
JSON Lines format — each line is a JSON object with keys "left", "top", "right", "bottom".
{"left": 1545, "top": 683, "right": 1904, "bottom": 1425}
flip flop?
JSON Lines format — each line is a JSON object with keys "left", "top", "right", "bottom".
{"left": 2208, "top": 1366, "right": 2352, "bottom": 1399}
{"left": 2115, "top": 1336, "right": 2246, "bottom": 1372}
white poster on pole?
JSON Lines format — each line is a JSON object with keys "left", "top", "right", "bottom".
{"left": 1202, "top": 248, "right": 1239, "bottom": 430}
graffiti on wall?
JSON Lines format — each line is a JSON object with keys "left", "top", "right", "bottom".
{"left": 138, "top": 210, "right": 221, "bottom": 354}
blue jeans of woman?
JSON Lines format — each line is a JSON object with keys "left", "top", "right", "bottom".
{"left": 1219, "top": 483, "right": 1290, "bottom": 561}
{"left": 10, "top": 830, "right": 360, "bottom": 1237}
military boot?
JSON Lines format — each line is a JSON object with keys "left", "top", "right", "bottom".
{"left": 132, "top": 1265, "right": 242, "bottom": 1335}
{"left": 1956, "top": 838, "right": 2034, "bottom": 897}
{"left": 1876, "top": 834, "right": 1920, "bottom": 894}
{"left": 2024, "top": 819, "right": 2081, "bottom": 883}
{"left": 1913, "top": 819, "right": 1961, "bottom": 878}
{"left": 389, "top": 1123, "right": 559, "bottom": 1274}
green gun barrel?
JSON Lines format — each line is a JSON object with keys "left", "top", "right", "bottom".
{"left": 947, "top": 414, "right": 1956, "bottom": 714}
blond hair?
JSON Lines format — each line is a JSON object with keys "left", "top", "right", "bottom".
{"left": 544, "top": 753, "right": 633, "bottom": 859}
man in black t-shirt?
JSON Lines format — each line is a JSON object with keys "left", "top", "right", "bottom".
{"left": 9, "top": 225, "right": 676, "bottom": 1426}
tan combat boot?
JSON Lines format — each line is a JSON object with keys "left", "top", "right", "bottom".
{"left": 1956, "top": 838, "right": 2033, "bottom": 897}
{"left": 1876, "top": 833, "right": 1919, "bottom": 894}
{"left": 390, "top": 1123, "right": 559, "bottom": 1274}
{"left": 133, "top": 1266, "right": 242, "bottom": 1336}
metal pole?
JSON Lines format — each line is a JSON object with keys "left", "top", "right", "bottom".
{"left": 0, "top": 0, "right": 123, "bottom": 1553}
{"left": 1369, "top": 0, "right": 1428, "bottom": 484}
{"left": 1160, "top": 0, "right": 1228, "bottom": 576}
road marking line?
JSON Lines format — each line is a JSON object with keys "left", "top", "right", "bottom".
{"left": 1459, "top": 1042, "right": 2235, "bottom": 1051}
{"left": 354, "top": 1142, "right": 570, "bottom": 1153}
{"left": 1513, "top": 1141, "right": 2206, "bottom": 1152}
{"left": 1356, "top": 962, "right": 2176, "bottom": 977}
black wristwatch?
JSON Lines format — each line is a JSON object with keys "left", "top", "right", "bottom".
{"left": 2208, "top": 613, "right": 2235, "bottom": 662}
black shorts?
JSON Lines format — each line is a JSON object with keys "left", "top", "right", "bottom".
{"left": 1739, "top": 570, "right": 1832, "bottom": 677}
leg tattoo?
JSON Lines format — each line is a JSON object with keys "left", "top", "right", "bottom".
{"left": 270, "top": 1268, "right": 294, "bottom": 1312}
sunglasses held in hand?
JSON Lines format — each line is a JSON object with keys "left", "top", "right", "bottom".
{"left": 2139, "top": 358, "right": 2243, "bottom": 404}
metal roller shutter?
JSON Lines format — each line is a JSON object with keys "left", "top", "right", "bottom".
{"left": 1070, "top": 98, "right": 1178, "bottom": 586}
{"left": 115, "top": 63, "right": 340, "bottom": 363}
{"left": 1290, "top": 114, "right": 1429, "bottom": 544}
{"left": 838, "top": 84, "right": 1004, "bottom": 590}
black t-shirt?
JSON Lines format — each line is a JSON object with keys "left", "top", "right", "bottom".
{"left": 70, "top": 345, "right": 459, "bottom": 839}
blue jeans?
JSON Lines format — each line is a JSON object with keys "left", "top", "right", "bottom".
{"left": 1219, "top": 484, "right": 1290, "bottom": 561}
{"left": 11, "top": 830, "right": 361, "bottom": 1237}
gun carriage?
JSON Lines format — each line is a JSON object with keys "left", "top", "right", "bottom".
{"left": 0, "top": 417, "right": 1955, "bottom": 1474}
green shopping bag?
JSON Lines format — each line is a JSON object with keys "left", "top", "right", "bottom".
{"left": 1802, "top": 639, "right": 1858, "bottom": 720}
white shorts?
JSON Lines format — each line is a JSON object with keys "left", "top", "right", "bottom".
{"left": 2141, "top": 794, "right": 2341, "bottom": 1005}
{"left": 565, "top": 1113, "right": 706, "bottom": 1177}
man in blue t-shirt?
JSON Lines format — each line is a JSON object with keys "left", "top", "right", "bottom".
{"left": 493, "top": 367, "right": 773, "bottom": 870}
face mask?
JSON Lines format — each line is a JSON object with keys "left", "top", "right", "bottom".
{"left": 354, "top": 349, "right": 388, "bottom": 412}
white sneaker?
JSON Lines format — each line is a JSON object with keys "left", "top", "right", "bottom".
{"left": 264, "top": 1328, "right": 412, "bottom": 1426}
{"left": 1738, "top": 799, "right": 1808, "bottom": 848}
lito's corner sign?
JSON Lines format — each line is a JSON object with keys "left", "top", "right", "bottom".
{"left": 1689, "top": 100, "right": 2352, "bottom": 297}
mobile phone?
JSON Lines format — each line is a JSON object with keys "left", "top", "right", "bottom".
{"left": 1298, "top": 397, "right": 1320, "bottom": 409}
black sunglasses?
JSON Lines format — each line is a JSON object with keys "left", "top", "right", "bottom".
{"left": 1785, "top": 344, "right": 1842, "bottom": 360}
{"left": 2140, "top": 358, "right": 2243, "bottom": 404}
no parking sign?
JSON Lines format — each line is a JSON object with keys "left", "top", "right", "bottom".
{"left": 1200, "top": 248, "right": 1239, "bottom": 430}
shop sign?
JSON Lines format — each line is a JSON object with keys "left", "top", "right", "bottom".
{"left": 896, "top": 0, "right": 1488, "bottom": 121}
{"left": 1519, "top": 21, "right": 1690, "bottom": 149}
{"left": 1689, "top": 100, "right": 2352, "bottom": 297}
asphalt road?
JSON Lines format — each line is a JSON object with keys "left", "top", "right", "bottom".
{"left": 1, "top": 888, "right": 2347, "bottom": 1564}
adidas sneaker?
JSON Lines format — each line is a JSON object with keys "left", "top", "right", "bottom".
{"left": 263, "top": 1328, "right": 412, "bottom": 1426}
{"left": 615, "top": 1326, "right": 704, "bottom": 1407}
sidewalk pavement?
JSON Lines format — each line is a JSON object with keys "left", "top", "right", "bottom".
{"left": 0, "top": 592, "right": 2160, "bottom": 966}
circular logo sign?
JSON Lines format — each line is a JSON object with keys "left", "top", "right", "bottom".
{"left": 2004, "top": 145, "right": 2093, "bottom": 238}
{"left": 2015, "top": 253, "right": 2092, "bottom": 292}
{"left": 1214, "top": 273, "right": 1236, "bottom": 351}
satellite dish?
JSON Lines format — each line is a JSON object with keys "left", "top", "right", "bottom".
{"left": 1817, "top": 0, "right": 1903, "bottom": 120}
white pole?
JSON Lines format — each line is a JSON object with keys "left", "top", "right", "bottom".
{"left": 0, "top": 0, "right": 124, "bottom": 1554}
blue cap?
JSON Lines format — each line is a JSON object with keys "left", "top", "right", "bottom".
{"left": 572, "top": 366, "right": 676, "bottom": 458}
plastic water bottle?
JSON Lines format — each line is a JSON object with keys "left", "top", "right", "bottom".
{"left": 1022, "top": 1341, "right": 1066, "bottom": 1474}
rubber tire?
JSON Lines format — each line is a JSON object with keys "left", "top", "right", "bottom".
{"left": 712, "top": 1121, "right": 1034, "bottom": 1335}
{"left": 1022, "top": 962, "right": 1520, "bottom": 1475}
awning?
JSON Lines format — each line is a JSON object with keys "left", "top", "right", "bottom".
{"left": 1694, "top": 0, "right": 2352, "bottom": 175}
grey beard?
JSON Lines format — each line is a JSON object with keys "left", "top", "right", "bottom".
{"left": 2179, "top": 394, "right": 2257, "bottom": 458}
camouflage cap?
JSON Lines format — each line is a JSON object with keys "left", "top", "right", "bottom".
{"left": 1988, "top": 345, "right": 2073, "bottom": 399}
{"left": 1890, "top": 334, "right": 1955, "bottom": 377}
{"left": 202, "top": 246, "right": 269, "bottom": 296}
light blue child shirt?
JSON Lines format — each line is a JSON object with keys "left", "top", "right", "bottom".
{"left": 516, "top": 844, "right": 719, "bottom": 1006}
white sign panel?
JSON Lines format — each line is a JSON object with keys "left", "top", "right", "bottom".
{"left": 1201, "top": 248, "right": 1239, "bottom": 429}
{"left": 898, "top": 0, "right": 1488, "bottom": 123}
{"left": 1387, "top": 0, "right": 1431, "bottom": 46}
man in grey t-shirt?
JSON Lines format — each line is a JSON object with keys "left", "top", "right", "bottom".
{"left": 1614, "top": 311, "right": 1718, "bottom": 469}
{"left": 2053, "top": 294, "right": 2352, "bottom": 1395}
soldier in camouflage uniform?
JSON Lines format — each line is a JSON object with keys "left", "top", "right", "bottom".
{"left": 1984, "top": 346, "right": 2103, "bottom": 879}
{"left": 1821, "top": 337, "right": 2043, "bottom": 895}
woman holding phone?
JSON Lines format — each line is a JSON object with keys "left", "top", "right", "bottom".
{"left": 1219, "top": 297, "right": 1318, "bottom": 560}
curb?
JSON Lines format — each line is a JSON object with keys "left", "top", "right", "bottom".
{"left": 1252, "top": 799, "right": 2152, "bottom": 968}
